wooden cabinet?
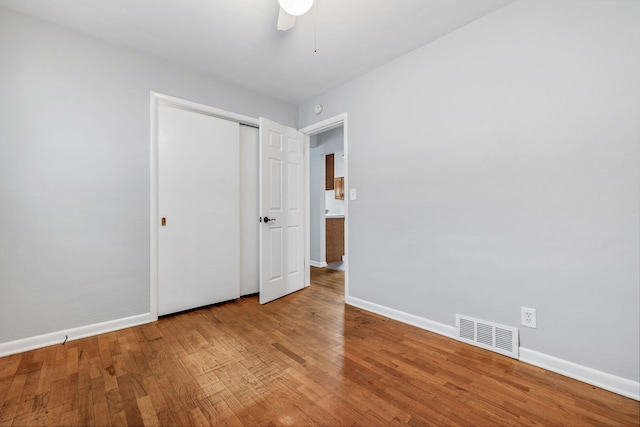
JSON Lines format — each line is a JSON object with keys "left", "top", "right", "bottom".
{"left": 334, "top": 177, "right": 344, "bottom": 200}
{"left": 325, "top": 153, "right": 334, "bottom": 190}
{"left": 326, "top": 217, "right": 344, "bottom": 263}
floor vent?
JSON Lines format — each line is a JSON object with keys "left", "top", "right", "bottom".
{"left": 455, "top": 314, "right": 519, "bottom": 359}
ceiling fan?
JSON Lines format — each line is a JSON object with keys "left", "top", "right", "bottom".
{"left": 276, "top": 0, "right": 315, "bottom": 31}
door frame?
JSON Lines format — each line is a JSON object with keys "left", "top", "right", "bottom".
{"left": 300, "top": 113, "right": 349, "bottom": 302}
{"left": 149, "top": 92, "right": 259, "bottom": 321}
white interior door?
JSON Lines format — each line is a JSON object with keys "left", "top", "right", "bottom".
{"left": 259, "top": 117, "right": 305, "bottom": 304}
{"left": 158, "top": 104, "right": 240, "bottom": 315}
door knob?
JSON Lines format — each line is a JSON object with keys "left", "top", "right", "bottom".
{"left": 263, "top": 216, "right": 276, "bottom": 223}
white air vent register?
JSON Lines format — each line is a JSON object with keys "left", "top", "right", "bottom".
{"left": 456, "top": 314, "right": 519, "bottom": 359}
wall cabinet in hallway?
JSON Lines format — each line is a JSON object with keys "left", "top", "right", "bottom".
{"left": 326, "top": 217, "right": 344, "bottom": 263}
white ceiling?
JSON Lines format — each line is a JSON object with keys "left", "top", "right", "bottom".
{"left": 0, "top": 0, "right": 513, "bottom": 104}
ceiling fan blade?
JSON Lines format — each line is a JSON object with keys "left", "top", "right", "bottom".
{"left": 277, "top": 7, "right": 296, "bottom": 31}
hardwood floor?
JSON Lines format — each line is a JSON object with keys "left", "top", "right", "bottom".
{"left": 1, "top": 267, "right": 638, "bottom": 426}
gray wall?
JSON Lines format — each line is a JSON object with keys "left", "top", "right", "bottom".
{"left": 299, "top": 0, "right": 640, "bottom": 382}
{"left": 0, "top": 8, "right": 296, "bottom": 344}
{"left": 310, "top": 127, "right": 344, "bottom": 264}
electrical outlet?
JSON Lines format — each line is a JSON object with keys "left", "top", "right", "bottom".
{"left": 521, "top": 307, "right": 537, "bottom": 328}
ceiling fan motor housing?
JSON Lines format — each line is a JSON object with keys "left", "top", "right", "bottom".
{"left": 278, "top": 0, "right": 314, "bottom": 17}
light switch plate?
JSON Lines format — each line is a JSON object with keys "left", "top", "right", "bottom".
{"left": 350, "top": 188, "right": 357, "bottom": 200}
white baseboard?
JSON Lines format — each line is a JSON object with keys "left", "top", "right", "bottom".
{"left": 0, "top": 313, "right": 152, "bottom": 357}
{"left": 348, "top": 297, "right": 456, "bottom": 339}
{"left": 347, "top": 297, "right": 639, "bottom": 401}
{"left": 519, "top": 347, "right": 640, "bottom": 401}
{"left": 309, "top": 260, "right": 328, "bottom": 268}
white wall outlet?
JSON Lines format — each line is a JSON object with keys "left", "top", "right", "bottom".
{"left": 349, "top": 188, "right": 357, "bottom": 200}
{"left": 521, "top": 307, "right": 537, "bottom": 328}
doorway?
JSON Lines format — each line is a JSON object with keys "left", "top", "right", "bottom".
{"left": 300, "top": 114, "right": 349, "bottom": 302}
{"left": 309, "top": 126, "right": 345, "bottom": 271}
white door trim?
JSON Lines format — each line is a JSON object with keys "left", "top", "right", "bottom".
{"left": 300, "top": 113, "right": 349, "bottom": 302}
{"left": 150, "top": 92, "right": 259, "bottom": 321}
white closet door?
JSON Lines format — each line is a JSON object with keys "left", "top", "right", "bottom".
{"left": 158, "top": 104, "right": 240, "bottom": 316}
{"left": 239, "top": 125, "right": 259, "bottom": 296}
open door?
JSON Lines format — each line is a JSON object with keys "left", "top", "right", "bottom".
{"left": 259, "top": 117, "right": 305, "bottom": 304}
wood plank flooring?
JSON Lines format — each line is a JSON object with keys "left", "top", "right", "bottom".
{"left": 1, "top": 267, "right": 639, "bottom": 426}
